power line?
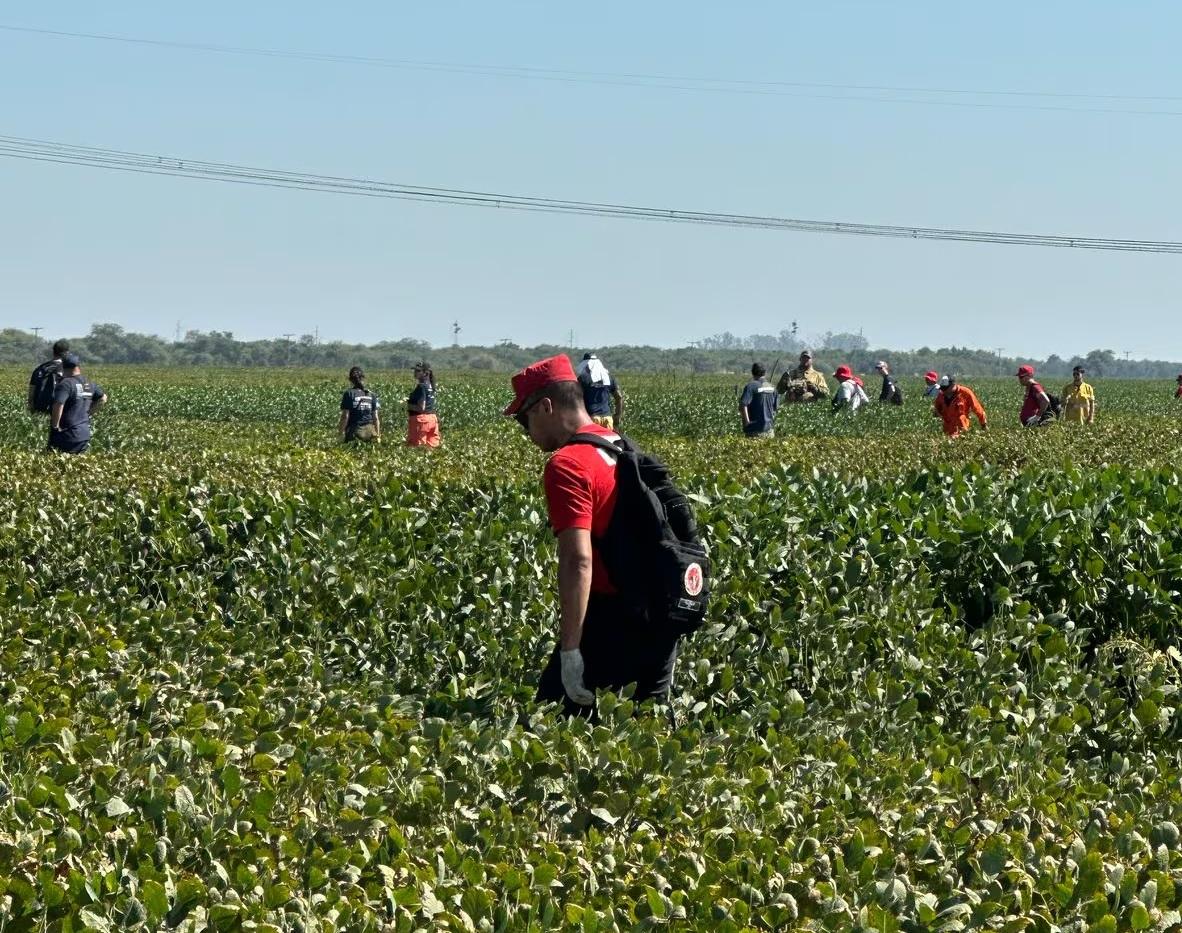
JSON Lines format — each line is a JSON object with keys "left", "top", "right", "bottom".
{"left": 2, "top": 133, "right": 1181, "bottom": 254}
{"left": 3, "top": 22, "right": 1182, "bottom": 118}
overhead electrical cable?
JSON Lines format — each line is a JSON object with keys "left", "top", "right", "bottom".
{"left": 2, "top": 23, "right": 1182, "bottom": 118}
{"left": 2, "top": 134, "right": 1181, "bottom": 254}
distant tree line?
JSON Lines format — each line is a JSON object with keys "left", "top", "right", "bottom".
{"left": 0, "top": 325, "right": 1178, "bottom": 379}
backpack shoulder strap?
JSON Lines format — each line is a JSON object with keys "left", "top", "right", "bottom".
{"left": 565, "top": 431, "right": 630, "bottom": 455}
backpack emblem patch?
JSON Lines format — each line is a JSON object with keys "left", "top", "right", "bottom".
{"left": 683, "top": 562, "right": 704, "bottom": 597}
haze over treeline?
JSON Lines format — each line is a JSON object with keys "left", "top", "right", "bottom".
{"left": 1, "top": 325, "right": 1178, "bottom": 379}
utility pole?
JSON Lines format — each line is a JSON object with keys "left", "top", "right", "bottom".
{"left": 30, "top": 326, "right": 42, "bottom": 340}
{"left": 452, "top": 321, "right": 461, "bottom": 347}
{"left": 568, "top": 329, "right": 575, "bottom": 350}
{"left": 994, "top": 347, "right": 1004, "bottom": 376}
{"left": 174, "top": 321, "right": 182, "bottom": 342}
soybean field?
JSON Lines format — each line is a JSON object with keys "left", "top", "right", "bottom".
{"left": 2, "top": 365, "right": 1182, "bottom": 932}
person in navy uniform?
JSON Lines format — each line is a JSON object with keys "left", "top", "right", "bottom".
{"left": 338, "top": 366, "right": 381, "bottom": 442}
{"left": 576, "top": 353, "right": 624, "bottom": 430}
{"left": 739, "top": 363, "right": 779, "bottom": 437}
{"left": 48, "top": 353, "right": 107, "bottom": 454}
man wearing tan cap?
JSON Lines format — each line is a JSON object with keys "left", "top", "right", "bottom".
{"left": 505, "top": 355, "right": 681, "bottom": 716}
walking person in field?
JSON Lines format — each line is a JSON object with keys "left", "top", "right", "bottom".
{"left": 1175, "top": 374, "right": 1182, "bottom": 399}
{"left": 338, "top": 366, "right": 381, "bottom": 443}
{"left": 406, "top": 362, "right": 441, "bottom": 447}
{"left": 874, "top": 360, "right": 904, "bottom": 405}
{"left": 506, "top": 355, "right": 692, "bottom": 717}
{"left": 576, "top": 353, "right": 624, "bottom": 430}
{"left": 1061, "top": 366, "right": 1095, "bottom": 425}
{"left": 739, "top": 362, "right": 778, "bottom": 438}
{"left": 48, "top": 353, "right": 107, "bottom": 454}
{"left": 831, "top": 365, "right": 869, "bottom": 413}
{"left": 1016, "top": 365, "right": 1054, "bottom": 427}
{"left": 933, "top": 375, "right": 988, "bottom": 438}
{"left": 923, "top": 371, "right": 941, "bottom": 399}
{"left": 777, "top": 350, "right": 830, "bottom": 403}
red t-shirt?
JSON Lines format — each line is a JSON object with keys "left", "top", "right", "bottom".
{"left": 1020, "top": 382, "right": 1046, "bottom": 424}
{"left": 542, "top": 423, "right": 620, "bottom": 594}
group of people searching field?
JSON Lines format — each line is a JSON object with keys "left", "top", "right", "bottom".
{"left": 336, "top": 362, "right": 441, "bottom": 448}
{"left": 737, "top": 349, "right": 1125, "bottom": 439}
{"left": 24, "top": 342, "right": 444, "bottom": 453}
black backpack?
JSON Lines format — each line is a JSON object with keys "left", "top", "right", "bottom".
{"left": 891, "top": 383, "right": 904, "bottom": 406}
{"left": 566, "top": 433, "right": 710, "bottom": 636}
{"left": 28, "top": 360, "right": 63, "bottom": 414}
{"left": 1045, "top": 392, "right": 1062, "bottom": 420}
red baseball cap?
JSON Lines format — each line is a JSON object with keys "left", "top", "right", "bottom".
{"left": 925, "top": 370, "right": 939, "bottom": 383}
{"left": 1016, "top": 365, "right": 1035, "bottom": 378}
{"left": 833, "top": 364, "right": 853, "bottom": 381}
{"left": 504, "top": 354, "right": 578, "bottom": 415}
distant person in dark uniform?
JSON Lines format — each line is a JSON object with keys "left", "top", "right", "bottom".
{"left": 576, "top": 353, "right": 624, "bottom": 429}
{"left": 1175, "top": 374, "right": 1182, "bottom": 399}
{"left": 338, "top": 366, "right": 381, "bottom": 443}
{"left": 739, "top": 362, "right": 779, "bottom": 438}
{"left": 874, "top": 360, "right": 904, "bottom": 405}
{"left": 406, "top": 362, "right": 441, "bottom": 447}
{"left": 28, "top": 339, "right": 70, "bottom": 415}
{"left": 48, "top": 353, "right": 107, "bottom": 454}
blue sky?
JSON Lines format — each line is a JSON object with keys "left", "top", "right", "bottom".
{"left": 2, "top": 1, "right": 1181, "bottom": 357}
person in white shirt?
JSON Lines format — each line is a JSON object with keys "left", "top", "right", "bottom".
{"left": 831, "top": 365, "right": 870, "bottom": 412}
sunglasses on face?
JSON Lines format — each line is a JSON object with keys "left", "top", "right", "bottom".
{"left": 515, "top": 396, "right": 542, "bottom": 432}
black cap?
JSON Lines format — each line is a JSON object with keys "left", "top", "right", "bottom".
{"left": 61, "top": 352, "right": 81, "bottom": 369}
{"left": 1073, "top": 365, "right": 1086, "bottom": 373}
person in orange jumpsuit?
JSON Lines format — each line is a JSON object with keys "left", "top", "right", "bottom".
{"left": 933, "top": 375, "right": 988, "bottom": 438}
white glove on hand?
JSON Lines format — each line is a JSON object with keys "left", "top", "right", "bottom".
{"left": 560, "top": 649, "right": 595, "bottom": 705}
{"left": 1025, "top": 415, "right": 1041, "bottom": 427}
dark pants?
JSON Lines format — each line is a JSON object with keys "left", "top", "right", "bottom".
{"left": 537, "top": 594, "right": 680, "bottom": 717}
{"left": 47, "top": 437, "right": 90, "bottom": 454}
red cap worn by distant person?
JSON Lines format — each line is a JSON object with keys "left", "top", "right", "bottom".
{"left": 833, "top": 365, "right": 853, "bottom": 381}
{"left": 503, "top": 354, "right": 578, "bottom": 415}
{"left": 925, "top": 371, "right": 939, "bottom": 384}
{"left": 1016, "top": 365, "right": 1035, "bottom": 378}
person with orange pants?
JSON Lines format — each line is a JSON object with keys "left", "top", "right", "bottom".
{"left": 406, "top": 362, "right": 442, "bottom": 447}
{"left": 933, "top": 375, "right": 988, "bottom": 438}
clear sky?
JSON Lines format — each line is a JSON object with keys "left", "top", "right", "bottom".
{"left": 2, "top": 1, "right": 1181, "bottom": 358}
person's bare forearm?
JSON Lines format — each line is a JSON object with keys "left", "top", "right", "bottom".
{"left": 557, "top": 531, "right": 593, "bottom": 651}
{"left": 337, "top": 412, "right": 348, "bottom": 434}
{"left": 375, "top": 412, "right": 382, "bottom": 436}
{"left": 50, "top": 402, "right": 64, "bottom": 431}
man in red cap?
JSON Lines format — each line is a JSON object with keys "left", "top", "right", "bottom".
{"left": 831, "top": 364, "right": 869, "bottom": 412}
{"left": 923, "top": 371, "right": 941, "bottom": 400}
{"left": 1016, "top": 365, "right": 1052, "bottom": 427}
{"left": 505, "top": 355, "right": 681, "bottom": 715}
